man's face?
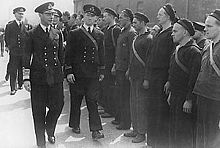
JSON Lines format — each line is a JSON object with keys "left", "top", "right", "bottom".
{"left": 39, "top": 10, "right": 54, "bottom": 26}
{"left": 14, "top": 12, "right": 24, "bottom": 21}
{"left": 192, "top": 30, "right": 202, "bottom": 40}
{"left": 75, "top": 15, "right": 82, "bottom": 26}
{"left": 157, "top": 8, "right": 169, "bottom": 25}
{"left": 119, "top": 12, "right": 129, "bottom": 28}
{"left": 171, "top": 23, "right": 185, "bottom": 43}
{"left": 103, "top": 12, "right": 111, "bottom": 25}
{"left": 132, "top": 18, "right": 142, "bottom": 31}
{"left": 97, "top": 17, "right": 105, "bottom": 28}
{"left": 83, "top": 12, "right": 97, "bottom": 26}
{"left": 205, "top": 16, "right": 220, "bottom": 40}
{"left": 62, "top": 15, "right": 69, "bottom": 23}
{"left": 53, "top": 15, "right": 60, "bottom": 25}
{"left": 68, "top": 15, "right": 76, "bottom": 26}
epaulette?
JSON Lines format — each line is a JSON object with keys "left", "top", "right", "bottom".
{"left": 7, "top": 20, "right": 14, "bottom": 24}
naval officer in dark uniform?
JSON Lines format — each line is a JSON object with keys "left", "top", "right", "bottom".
{"left": 65, "top": 4, "right": 105, "bottom": 140}
{"left": 23, "top": 2, "right": 64, "bottom": 148}
{"left": 52, "top": 9, "right": 63, "bottom": 30}
{"left": 5, "top": 7, "right": 27, "bottom": 95}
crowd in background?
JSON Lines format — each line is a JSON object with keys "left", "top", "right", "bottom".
{"left": 2, "top": 1, "right": 220, "bottom": 148}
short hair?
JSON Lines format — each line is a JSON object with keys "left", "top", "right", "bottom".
{"left": 72, "top": 14, "right": 77, "bottom": 19}
{"left": 79, "top": 14, "right": 84, "bottom": 19}
{"left": 63, "top": 11, "right": 70, "bottom": 19}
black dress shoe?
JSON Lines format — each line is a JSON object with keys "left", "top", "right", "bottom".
{"left": 116, "top": 125, "right": 130, "bottom": 130}
{"left": 98, "top": 109, "right": 105, "bottom": 115}
{"left": 10, "top": 90, "right": 16, "bottom": 95}
{"left": 132, "top": 134, "right": 146, "bottom": 143}
{"left": 101, "top": 112, "right": 113, "bottom": 118}
{"left": 111, "top": 119, "right": 120, "bottom": 125}
{"left": 5, "top": 73, "right": 9, "bottom": 81}
{"left": 124, "top": 130, "right": 137, "bottom": 137}
{"left": 72, "top": 127, "right": 80, "bottom": 134}
{"left": 48, "top": 136, "right": 55, "bottom": 144}
{"left": 92, "top": 131, "right": 104, "bottom": 140}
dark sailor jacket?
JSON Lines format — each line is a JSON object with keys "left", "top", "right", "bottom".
{"left": 194, "top": 41, "right": 220, "bottom": 101}
{"left": 168, "top": 39, "right": 202, "bottom": 100}
{"left": 129, "top": 31, "right": 153, "bottom": 79}
{"left": 103, "top": 24, "right": 121, "bottom": 67}
{"left": 115, "top": 25, "right": 136, "bottom": 72}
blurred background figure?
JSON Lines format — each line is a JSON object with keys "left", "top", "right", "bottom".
{"left": 0, "top": 27, "right": 4, "bottom": 57}
{"left": 62, "top": 11, "right": 70, "bottom": 42}
{"left": 96, "top": 14, "right": 107, "bottom": 31}
{"left": 53, "top": 8, "right": 64, "bottom": 30}
{"left": 68, "top": 13, "right": 78, "bottom": 30}
{"left": 75, "top": 14, "right": 84, "bottom": 27}
{"left": 23, "top": 18, "right": 33, "bottom": 31}
{"left": 5, "top": 7, "right": 27, "bottom": 95}
{"left": 192, "top": 21, "right": 208, "bottom": 50}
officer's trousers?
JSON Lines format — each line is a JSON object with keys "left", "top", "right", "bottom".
{"left": 69, "top": 77, "right": 103, "bottom": 131}
{"left": 31, "top": 83, "right": 64, "bottom": 146}
{"left": 9, "top": 54, "right": 23, "bottom": 91}
{"left": 0, "top": 40, "right": 4, "bottom": 54}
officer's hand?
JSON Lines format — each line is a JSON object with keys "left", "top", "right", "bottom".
{"left": 111, "top": 64, "right": 116, "bottom": 75}
{"left": 67, "top": 74, "right": 75, "bottom": 83}
{"left": 5, "top": 47, "right": 9, "bottom": 53}
{"left": 143, "top": 80, "right": 149, "bottom": 89}
{"left": 164, "top": 81, "right": 170, "bottom": 95}
{"left": 63, "top": 41, "right": 66, "bottom": 48}
{"left": 183, "top": 100, "right": 192, "bottom": 113}
{"left": 125, "top": 70, "right": 129, "bottom": 79}
{"left": 99, "top": 74, "right": 104, "bottom": 81}
{"left": 167, "top": 92, "right": 171, "bottom": 105}
{"left": 24, "top": 81, "right": 31, "bottom": 92}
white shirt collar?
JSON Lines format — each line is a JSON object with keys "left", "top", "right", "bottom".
{"left": 15, "top": 20, "right": 22, "bottom": 26}
{"left": 107, "top": 23, "right": 116, "bottom": 30}
{"left": 40, "top": 24, "right": 51, "bottom": 32}
{"left": 83, "top": 24, "right": 94, "bottom": 32}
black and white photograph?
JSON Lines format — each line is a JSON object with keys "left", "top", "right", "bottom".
{"left": 0, "top": 0, "right": 220, "bottom": 148}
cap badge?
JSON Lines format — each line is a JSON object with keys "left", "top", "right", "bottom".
{"left": 48, "top": 3, "right": 52, "bottom": 9}
{"left": 90, "top": 7, "right": 95, "bottom": 12}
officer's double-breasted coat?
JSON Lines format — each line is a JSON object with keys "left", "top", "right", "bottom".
{"left": 24, "top": 24, "right": 64, "bottom": 85}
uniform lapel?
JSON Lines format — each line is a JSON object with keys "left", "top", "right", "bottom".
{"left": 36, "top": 24, "right": 48, "bottom": 43}
{"left": 80, "top": 26, "right": 98, "bottom": 51}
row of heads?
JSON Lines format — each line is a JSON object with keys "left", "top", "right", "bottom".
{"left": 12, "top": 2, "right": 149, "bottom": 24}
{"left": 13, "top": 2, "right": 220, "bottom": 35}
{"left": 174, "top": 8, "right": 220, "bottom": 37}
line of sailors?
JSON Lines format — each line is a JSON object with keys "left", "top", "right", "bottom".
{"left": 4, "top": 1, "right": 220, "bottom": 148}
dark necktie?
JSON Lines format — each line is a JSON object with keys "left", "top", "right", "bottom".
{"left": 19, "top": 22, "right": 22, "bottom": 29}
{"left": 46, "top": 27, "right": 49, "bottom": 37}
{"left": 88, "top": 27, "right": 91, "bottom": 34}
